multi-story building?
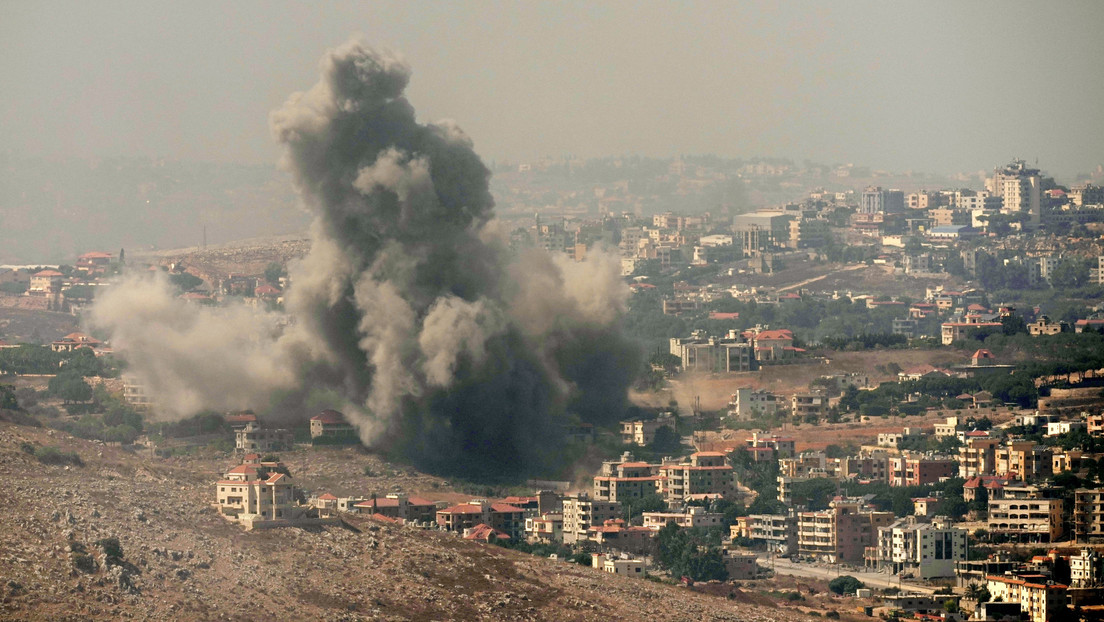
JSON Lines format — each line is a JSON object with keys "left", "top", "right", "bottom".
{"left": 960, "top": 437, "right": 1000, "bottom": 478}
{"left": 987, "top": 486, "right": 1064, "bottom": 542}
{"left": 436, "top": 501, "right": 528, "bottom": 540}
{"left": 739, "top": 513, "right": 797, "bottom": 553}
{"left": 985, "top": 574, "right": 1068, "bottom": 622}
{"left": 524, "top": 513, "right": 564, "bottom": 544}
{"left": 591, "top": 553, "right": 645, "bottom": 577}
{"left": 728, "top": 388, "right": 782, "bottom": 419}
{"left": 352, "top": 493, "right": 438, "bottom": 523}
{"left": 745, "top": 432, "right": 796, "bottom": 458}
{"left": 998, "top": 440, "right": 1052, "bottom": 481}
{"left": 593, "top": 453, "right": 662, "bottom": 503}
{"left": 642, "top": 506, "right": 724, "bottom": 531}
{"left": 668, "top": 331, "right": 755, "bottom": 372}
{"left": 561, "top": 494, "right": 622, "bottom": 545}
{"left": 620, "top": 419, "right": 667, "bottom": 446}
{"left": 797, "top": 499, "right": 894, "bottom": 563}
{"left": 860, "top": 187, "right": 906, "bottom": 215}
{"left": 889, "top": 453, "right": 957, "bottom": 487}
{"left": 215, "top": 459, "right": 308, "bottom": 529}
{"left": 1074, "top": 489, "right": 1104, "bottom": 543}
{"left": 1069, "top": 183, "right": 1104, "bottom": 207}
{"left": 791, "top": 392, "right": 828, "bottom": 419}
{"left": 1070, "top": 548, "right": 1103, "bottom": 587}
{"left": 840, "top": 452, "right": 890, "bottom": 483}
{"left": 235, "top": 423, "right": 295, "bottom": 453}
{"left": 986, "top": 159, "right": 1045, "bottom": 225}
{"left": 309, "top": 410, "right": 357, "bottom": 440}
{"left": 871, "top": 517, "right": 967, "bottom": 579}
{"left": 657, "top": 452, "right": 736, "bottom": 506}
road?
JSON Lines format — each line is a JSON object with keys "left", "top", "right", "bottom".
{"left": 759, "top": 555, "right": 941, "bottom": 595}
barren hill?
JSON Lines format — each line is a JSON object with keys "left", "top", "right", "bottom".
{"left": 0, "top": 422, "right": 806, "bottom": 622}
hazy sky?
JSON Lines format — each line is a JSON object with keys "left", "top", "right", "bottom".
{"left": 3, "top": 1, "right": 1103, "bottom": 177}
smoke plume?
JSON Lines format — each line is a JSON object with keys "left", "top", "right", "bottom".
{"left": 89, "top": 38, "right": 639, "bottom": 477}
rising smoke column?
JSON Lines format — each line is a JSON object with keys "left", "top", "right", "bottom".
{"left": 92, "top": 38, "right": 640, "bottom": 477}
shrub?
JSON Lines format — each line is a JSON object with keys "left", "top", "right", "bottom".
{"left": 96, "top": 537, "right": 124, "bottom": 564}
{"left": 33, "top": 445, "right": 83, "bottom": 466}
{"left": 829, "top": 575, "right": 865, "bottom": 595}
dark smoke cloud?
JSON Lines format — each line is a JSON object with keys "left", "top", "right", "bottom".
{"left": 91, "top": 38, "right": 640, "bottom": 477}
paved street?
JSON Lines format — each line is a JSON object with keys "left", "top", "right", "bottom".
{"left": 758, "top": 555, "right": 941, "bottom": 595}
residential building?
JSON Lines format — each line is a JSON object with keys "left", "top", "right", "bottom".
{"left": 593, "top": 453, "right": 661, "bottom": 503}
{"left": 840, "top": 452, "right": 890, "bottom": 483}
{"left": 562, "top": 494, "right": 622, "bottom": 545}
{"left": 724, "top": 551, "right": 760, "bottom": 579}
{"left": 728, "top": 388, "right": 782, "bottom": 419}
{"left": 620, "top": 419, "right": 667, "bottom": 446}
{"left": 524, "top": 513, "right": 564, "bottom": 544}
{"left": 643, "top": 506, "right": 725, "bottom": 531}
{"left": 27, "top": 269, "right": 63, "bottom": 296}
{"left": 436, "top": 500, "right": 527, "bottom": 540}
{"left": 741, "top": 513, "right": 796, "bottom": 554}
{"left": 791, "top": 392, "right": 828, "bottom": 419}
{"left": 746, "top": 432, "right": 796, "bottom": 458}
{"left": 309, "top": 410, "right": 356, "bottom": 440}
{"left": 656, "top": 452, "right": 736, "bottom": 506}
{"left": 586, "top": 519, "right": 654, "bottom": 553}
{"left": 591, "top": 553, "right": 645, "bottom": 577}
{"left": 986, "top": 159, "right": 1045, "bottom": 225}
{"left": 985, "top": 574, "right": 1068, "bottom": 622}
{"left": 960, "top": 437, "right": 1001, "bottom": 478}
{"left": 50, "top": 332, "right": 103, "bottom": 353}
{"left": 1074, "top": 489, "right": 1104, "bottom": 543}
{"left": 997, "top": 440, "right": 1052, "bottom": 481}
{"left": 352, "top": 494, "right": 438, "bottom": 523}
{"left": 889, "top": 453, "right": 957, "bottom": 487}
{"left": 1070, "top": 548, "right": 1103, "bottom": 587}
{"left": 797, "top": 498, "right": 894, "bottom": 563}
{"left": 987, "top": 486, "right": 1064, "bottom": 542}
{"left": 215, "top": 460, "right": 309, "bottom": 529}
{"left": 860, "top": 187, "right": 906, "bottom": 215}
{"left": 668, "top": 331, "right": 755, "bottom": 372}
{"left": 876, "top": 517, "right": 967, "bottom": 579}
{"left": 235, "top": 423, "right": 295, "bottom": 453}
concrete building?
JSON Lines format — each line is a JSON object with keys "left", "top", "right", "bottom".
{"left": 987, "top": 486, "right": 1064, "bottom": 542}
{"left": 352, "top": 494, "right": 438, "bottom": 523}
{"left": 436, "top": 501, "right": 527, "bottom": 540}
{"left": 728, "top": 388, "right": 783, "bottom": 419}
{"left": 997, "top": 440, "right": 1052, "bottom": 481}
{"left": 309, "top": 410, "right": 356, "bottom": 441}
{"left": 871, "top": 517, "right": 967, "bottom": 579}
{"left": 642, "top": 506, "right": 724, "bottom": 531}
{"left": 669, "top": 331, "right": 755, "bottom": 373}
{"left": 960, "top": 437, "right": 1001, "bottom": 478}
{"left": 656, "top": 452, "right": 736, "bottom": 507}
{"left": 235, "top": 423, "right": 295, "bottom": 453}
{"left": 741, "top": 513, "right": 796, "bottom": 553}
{"left": 1074, "top": 489, "right": 1104, "bottom": 543}
{"left": 562, "top": 494, "right": 622, "bottom": 545}
{"left": 985, "top": 574, "right": 1068, "bottom": 622}
{"left": 724, "top": 551, "right": 760, "bottom": 579}
{"left": 860, "top": 187, "right": 906, "bottom": 215}
{"left": 524, "top": 513, "right": 564, "bottom": 544}
{"left": 797, "top": 498, "right": 894, "bottom": 563}
{"left": 593, "top": 453, "right": 662, "bottom": 503}
{"left": 889, "top": 454, "right": 957, "bottom": 487}
{"left": 215, "top": 460, "right": 311, "bottom": 529}
{"left": 732, "top": 211, "right": 794, "bottom": 253}
{"left": 791, "top": 392, "right": 828, "bottom": 419}
{"left": 592, "top": 553, "right": 645, "bottom": 577}
{"left": 620, "top": 419, "right": 667, "bottom": 446}
{"left": 987, "top": 159, "right": 1045, "bottom": 225}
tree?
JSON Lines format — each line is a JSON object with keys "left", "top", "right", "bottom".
{"left": 264, "top": 262, "right": 286, "bottom": 285}
{"left": 169, "top": 272, "right": 203, "bottom": 292}
{"left": 48, "top": 370, "right": 92, "bottom": 404}
{"left": 0, "top": 385, "right": 18, "bottom": 410}
{"left": 828, "top": 575, "right": 865, "bottom": 595}
{"left": 650, "top": 425, "right": 682, "bottom": 455}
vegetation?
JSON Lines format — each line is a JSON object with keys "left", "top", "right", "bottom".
{"left": 654, "top": 522, "right": 729, "bottom": 582}
{"left": 21, "top": 443, "right": 83, "bottom": 466}
{"left": 828, "top": 575, "right": 865, "bottom": 595}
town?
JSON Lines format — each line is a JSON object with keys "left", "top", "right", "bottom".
{"left": 4, "top": 153, "right": 1104, "bottom": 621}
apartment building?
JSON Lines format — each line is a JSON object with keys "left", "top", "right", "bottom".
{"left": 728, "top": 388, "right": 783, "bottom": 419}
{"left": 620, "top": 419, "right": 667, "bottom": 446}
{"left": 871, "top": 517, "right": 967, "bottom": 579}
{"left": 642, "top": 506, "right": 724, "bottom": 531}
{"left": 987, "top": 486, "right": 1064, "bottom": 542}
{"left": 739, "top": 513, "right": 797, "bottom": 553}
{"left": 986, "top": 574, "right": 1068, "bottom": 622}
{"left": 561, "top": 494, "right": 622, "bottom": 545}
{"left": 593, "top": 453, "right": 662, "bottom": 502}
{"left": 840, "top": 452, "right": 890, "bottom": 483}
{"left": 959, "top": 437, "right": 1000, "bottom": 478}
{"left": 998, "top": 440, "right": 1052, "bottom": 482}
{"left": 1074, "top": 489, "right": 1104, "bottom": 542}
{"left": 889, "top": 453, "right": 957, "bottom": 487}
{"left": 656, "top": 452, "right": 736, "bottom": 506}
{"left": 797, "top": 499, "right": 894, "bottom": 563}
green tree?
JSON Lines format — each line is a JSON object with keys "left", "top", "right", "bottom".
{"left": 649, "top": 425, "right": 682, "bottom": 455}
{"left": 169, "top": 272, "right": 204, "bottom": 292}
{"left": 264, "top": 262, "right": 286, "bottom": 285}
{"left": 48, "top": 370, "right": 92, "bottom": 404}
{"left": 828, "top": 575, "right": 865, "bottom": 595}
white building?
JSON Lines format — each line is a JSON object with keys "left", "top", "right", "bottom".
{"left": 592, "top": 553, "right": 645, "bottom": 577}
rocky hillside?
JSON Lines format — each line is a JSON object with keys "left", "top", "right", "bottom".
{"left": 0, "top": 422, "right": 808, "bottom": 622}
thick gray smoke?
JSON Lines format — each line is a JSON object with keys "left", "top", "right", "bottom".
{"left": 90, "top": 38, "right": 639, "bottom": 477}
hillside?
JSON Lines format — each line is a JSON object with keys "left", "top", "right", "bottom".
{"left": 0, "top": 421, "right": 806, "bottom": 622}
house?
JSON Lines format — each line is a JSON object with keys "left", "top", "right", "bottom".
{"left": 642, "top": 506, "right": 725, "bottom": 531}
{"left": 724, "top": 551, "right": 760, "bottom": 579}
{"left": 525, "top": 513, "right": 564, "bottom": 543}
{"left": 215, "top": 460, "right": 314, "bottom": 529}
{"left": 50, "top": 332, "right": 102, "bottom": 353}
{"left": 870, "top": 516, "right": 967, "bottom": 579}
{"left": 75, "top": 251, "right": 113, "bottom": 276}
{"left": 309, "top": 410, "right": 356, "bottom": 440}
{"left": 28, "top": 270, "right": 63, "bottom": 296}
{"left": 987, "top": 486, "right": 1064, "bottom": 542}
{"left": 1075, "top": 319, "right": 1104, "bottom": 333}
{"left": 728, "top": 388, "right": 783, "bottom": 419}
{"left": 745, "top": 432, "right": 796, "bottom": 458}
{"left": 436, "top": 501, "right": 527, "bottom": 540}
{"left": 352, "top": 494, "right": 438, "bottom": 523}
{"left": 591, "top": 553, "right": 645, "bottom": 577}
{"left": 586, "top": 519, "right": 654, "bottom": 553}
{"left": 463, "top": 523, "right": 511, "bottom": 542}
{"left": 620, "top": 419, "right": 667, "bottom": 446}
{"left": 235, "top": 423, "right": 295, "bottom": 453}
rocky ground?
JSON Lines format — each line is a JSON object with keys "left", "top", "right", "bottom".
{"left": 0, "top": 421, "right": 818, "bottom": 622}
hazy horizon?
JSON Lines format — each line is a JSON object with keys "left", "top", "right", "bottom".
{"left": 3, "top": 1, "right": 1104, "bottom": 179}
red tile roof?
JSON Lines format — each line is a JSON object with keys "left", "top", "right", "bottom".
{"left": 311, "top": 409, "right": 347, "bottom": 424}
{"left": 318, "top": 493, "right": 338, "bottom": 501}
